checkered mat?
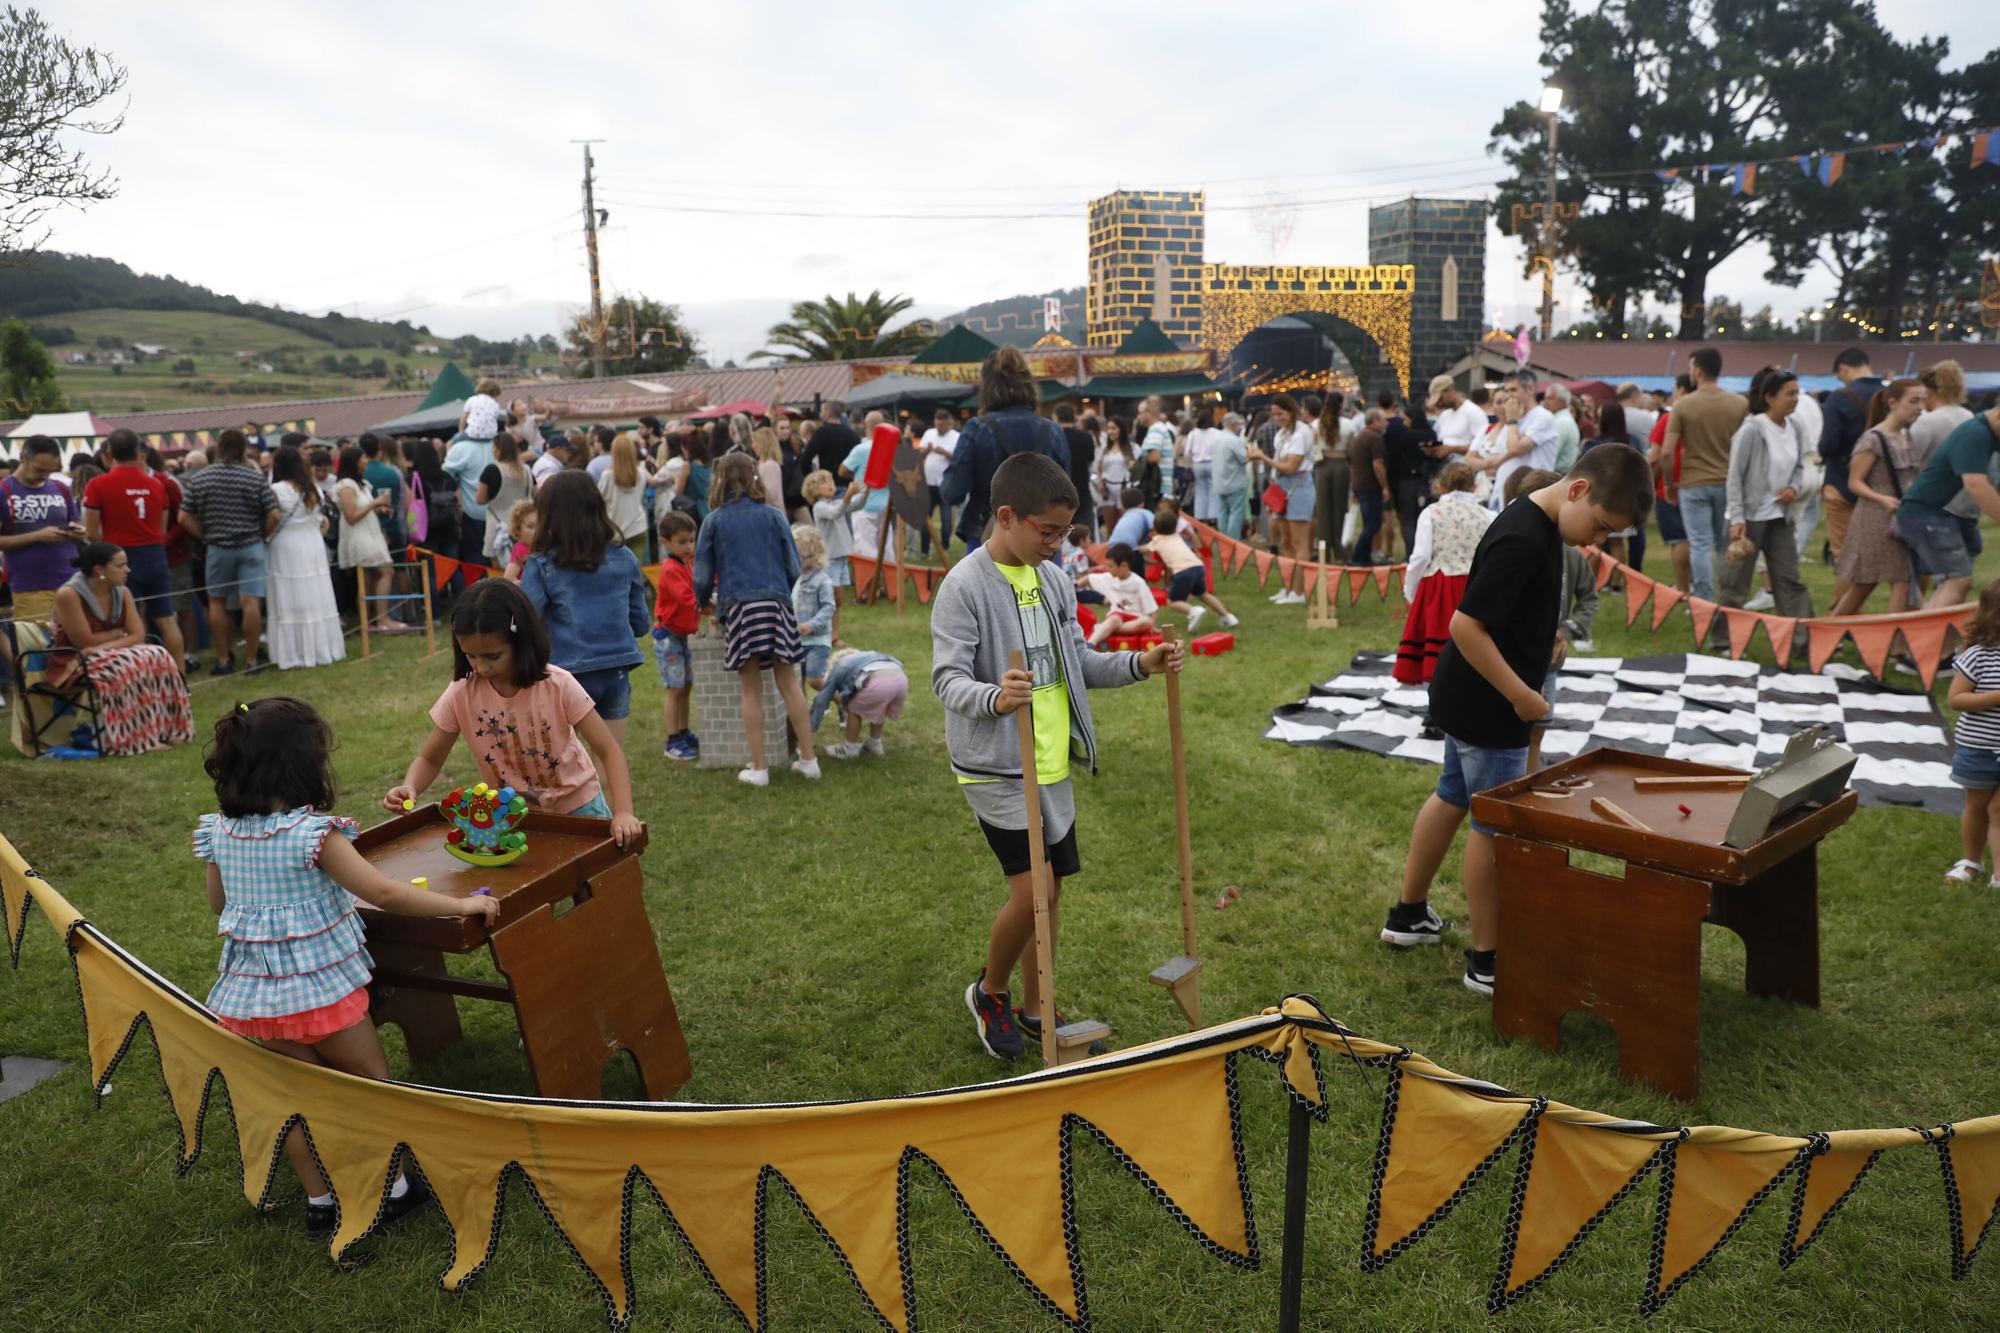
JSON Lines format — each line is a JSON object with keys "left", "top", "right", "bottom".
{"left": 1265, "top": 651, "right": 1955, "bottom": 815}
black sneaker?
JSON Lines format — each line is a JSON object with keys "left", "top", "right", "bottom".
{"left": 210, "top": 660, "right": 236, "bottom": 676}
{"left": 965, "top": 974, "right": 1024, "bottom": 1059}
{"left": 303, "top": 1199, "right": 336, "bottom": 1233}
{"left": 1380, "top": 901, "right": 1450, "bottom": 947}
{"left": 1016, "top": 1006, "right": 1109, "bottom": 1055}
{"left": 381, "top": 1174, "right": 430, "bottom": 1226}
{"left": 1463, "top": 948, "right": 1496, "bottom": 997}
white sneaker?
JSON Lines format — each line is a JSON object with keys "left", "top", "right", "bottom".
{"left": 1745, "top": 590, "right": 1776, "bottom": 611}
{"left": 1221, "top": 613, "right": 1240, "bottom": 628}
{"left": 1572, "top": 638, "right": 1594, "bottom": 654}
{"left": 826, "top": 741, "right": 862, "bottom": 760}
{"left": 737, "top": 767, "right": 770, "bottom": 787}
{"left": 1186, "top": 605, "right": 1208, "bottom": 632}
{"left": 791, "top": 757, "right": 822, "bottom": 780}
{"left": 1268, "top": 589, "right": 1288, "bottom": 602}
{"left": 863, "top": 737, "right": 885, "bottom": 756}
{"left": 1279, "top": 589, "right": 1306, "bottom": 605}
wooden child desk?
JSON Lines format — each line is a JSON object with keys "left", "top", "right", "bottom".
{"left": 353, "top": 806, "right": 692, "bottom": 1101}
{"left": 1469, "top": 749, "right": 1855, "bottom": 1101}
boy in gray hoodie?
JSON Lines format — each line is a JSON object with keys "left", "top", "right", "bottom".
{"left": 932, "top": 452, "right": 1181, "bottom": 1059}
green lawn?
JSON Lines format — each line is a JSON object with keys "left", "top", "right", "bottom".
{"left": 1, "top": 542, "right": 1995, "bottom": 1331}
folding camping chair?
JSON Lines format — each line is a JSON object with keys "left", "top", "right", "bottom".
{"left": 5, "top": 619, "right": 102, "bottom": 757}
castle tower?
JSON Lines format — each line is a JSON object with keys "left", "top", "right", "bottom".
{"left": 1087, "top": 190, "right": 1205, "bottom": 349}
{"left": 1367, "top": 198, "right": 1486, "bottom": 385}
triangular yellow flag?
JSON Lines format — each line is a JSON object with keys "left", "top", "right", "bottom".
{"left": 1363, "top": 1069, "right": 1538, "bottom": 1270}
{"left": 1780, "top": 1129, "right": 1910, "bottom": 1267}
{"left": 1938, "top": 1116, "right": 2000, "bottom": 1277}
{"left": 1490, "top": 1111, "right": 1677, "bottom": 1310}
{"left": 1644, "top": 1128, "right": 1809, "bottom": 1313}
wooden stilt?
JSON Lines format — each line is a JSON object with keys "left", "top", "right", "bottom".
{"left": 867, "top": 504, "right": 893, "bottom": 604}
{"left": 894, "top": 517, "right": 906, "bottom": 616}
{"left": 421, "top": 565, "right": 437, "bottom": 659}
{"left": 1010, "top": 650, "right": 1110, "bottom": 1066}
{"left": 358, "top": 570, "right": 374, "bottom": 661}
{"left": 1306, "top": 540, "right": 1340, "bottom": 630}
{"left": 1149, "top": 626, "right": 1203, "bottom": 1028}
{"left": 927, "top": 517, "right": 956, "bottom": 568}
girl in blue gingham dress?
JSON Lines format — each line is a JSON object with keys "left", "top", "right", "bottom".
{"left": 197, "top": 696, "right": 496, "bottom": 1233}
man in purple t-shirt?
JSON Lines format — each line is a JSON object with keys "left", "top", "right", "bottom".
{"left": 0, "top": 434, "right": 84, "bottom": 623}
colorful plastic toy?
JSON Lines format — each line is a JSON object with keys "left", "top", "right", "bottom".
{"left": 440, "top": 781, "right": 530, "bottom": 866}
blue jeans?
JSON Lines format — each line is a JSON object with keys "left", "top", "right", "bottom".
{"left": 1434, "top": 734, "right": 1529, "bottom": 835}
{"left": 1895, "top": 504, "right": 1975, "bottom": 581}
{"left": 571, "top": 666, "right": 632, "bottom": 721}
{"left": 1193, "top": 460, "right": 1215, "bottom": 522}
{"left": 1678, "top": 484, "right": 1728, "bottom": 602}
{"left": 1351, "top": 492, "right": 1384, "bottom": 566}
{"left": 1214, "top": 490, "right": 1247, "bottom": 541}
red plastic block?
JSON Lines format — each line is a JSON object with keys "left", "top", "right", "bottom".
{"left": 1105, "top": 632, "right": 1165, "bottom": 652}
{"left": 1189, "top": 632, "right": 1235, "bottom": 656}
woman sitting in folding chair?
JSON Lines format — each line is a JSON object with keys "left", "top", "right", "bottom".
{"left": 41, "top": 541, "right": 193, "bottom": 756}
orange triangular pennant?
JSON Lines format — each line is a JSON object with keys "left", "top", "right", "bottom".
{"left": 1490, "top": 1114, "right": 1676, "bottom": 1310}
{"left": 1363, "top": 1070, "right": 1538, "bottom": 1270}
{"left": 1372, "top": 565, "right": 1393, "bottom": 598}
{"left": 911, "top": 567, "right": 935, "bottom": 604}
{"left": 1898, "top": 611, "right": 1956, "bottom": 691}
{"left": 1651, "top": 584, "right": 1687, "bottom": 631}
{"left": 1686, "top": 597, "right": 1720, "bottom": 647}
{"left": 432, "top": 554, "right": 460, "bottom": 586}
{"left": 1346, "top": 567, "right": 1369, "bottom": 604}
{"left": 1623, "top": 572, "right": 1656, "bottom": 627}
{"left": 1644, "top": 1130, "right": 1809, "bottom": 1313}
{"left": 1719, "top": 607, "right": 1762, "bottom": 660}
{"left": 1806, "top": 619, "right": 1851, "bottom": 673}
{"left": 1938, "top": 1116, "right": 2000, "bottom": 1277}
{"left": 849, "top": 555, "right": 878, "bottom": 590}
{"left": 1593, "top": 548, "right": 1619, "bottom": 590}
{"left": 1276, "top": 556, "right": 1295, "bottom": 587}
{"left": 1253, "top": 550, "right": 1274, "bottom": 586}
{"left": 1758, "top": 613, "right": 1799, "bottom": 670}
{"left": 1847, "top": 618, "right": 1899, "bottom": 679}
{"left": 1300, "top": 564, "right": 1320, "bottom": 598}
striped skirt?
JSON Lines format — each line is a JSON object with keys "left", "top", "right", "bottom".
{"left": 720, "top": 598, "right": 805, "bottom": 670}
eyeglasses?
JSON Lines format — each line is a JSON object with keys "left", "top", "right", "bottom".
{"left": 1019, "top": 515, "right": 1075, "bottom": 543}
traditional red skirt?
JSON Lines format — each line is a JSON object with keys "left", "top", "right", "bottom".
{"left": 1393, "top": 573, "right": 1469, "bottom": 684}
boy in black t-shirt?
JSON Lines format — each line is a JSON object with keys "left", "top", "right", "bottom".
{"left": 1378, "top": 445, "right": 1654, "bottom": 996}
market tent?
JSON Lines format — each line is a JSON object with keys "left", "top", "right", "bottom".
{"left": 417, "top": 362, "right": 477, "bottom": 412}
{"left": 370, "top": 400, "right": 466, "bottom": 436}
{"left": 0, "top": 410, "right": 113, "bottom": 460}
{"left": 1109, "top": 318, "right": 1184, "bottom": 357}
{"left": 908, "top": 323, "right": 999, "bottom": 366}
{"left": 841, "top": 374, "right": 973, "bottom": 414}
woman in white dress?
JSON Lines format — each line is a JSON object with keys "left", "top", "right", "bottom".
{"left": 334, "top": 444, "right": 407, "bottom": 633}
{"left": 264, "top": 444, "right": 346, "bottom": 668}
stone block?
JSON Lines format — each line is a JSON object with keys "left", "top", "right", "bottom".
{"left": 689, "top": 630, "right": 793, "bottom": 771}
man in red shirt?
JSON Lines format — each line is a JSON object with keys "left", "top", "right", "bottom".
{"left": 83, "top": 429, "right": 186, "bottom": 666}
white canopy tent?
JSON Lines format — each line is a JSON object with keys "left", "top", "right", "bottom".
{"left": 1, "top": 411, "right": 111, "bottom": 461}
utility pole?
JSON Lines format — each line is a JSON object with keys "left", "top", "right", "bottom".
{"left": 1537, "top": 86, "right": 1564, "bottom": 344}
{"left": 576, "top": 140, "right": 607, "bottom": 379}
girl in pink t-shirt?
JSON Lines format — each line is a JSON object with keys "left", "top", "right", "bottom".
{"left": 383, "top": 580, "right": 642, "bottom": 845}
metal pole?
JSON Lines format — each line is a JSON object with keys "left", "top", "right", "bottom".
{"left": 578, "top": 141, "right": 608, "bottom": 380}
{"left": 1540, "top": 112, "right": 1559, "bottom": 344}
{"left": 1276, "top": 1096, "right": 1312, "bottom": 1333}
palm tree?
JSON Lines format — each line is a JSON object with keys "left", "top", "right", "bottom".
{"left": 752, "top": 291, "right": 932, "bottom": 362}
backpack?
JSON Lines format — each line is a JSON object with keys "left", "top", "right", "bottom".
{"left": 414, "top": 471, "right": 461, "bottom": 547}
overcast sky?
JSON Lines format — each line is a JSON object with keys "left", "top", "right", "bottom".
{"left": 36, "top": 0, "right": 2000, "bottom": 364}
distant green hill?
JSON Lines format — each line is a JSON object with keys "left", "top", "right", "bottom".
{"left": 0, "top": 252, "right": 433, "bottom": 350}
{"left": 940, "top": 287, "right": 1086, "bottom": 346}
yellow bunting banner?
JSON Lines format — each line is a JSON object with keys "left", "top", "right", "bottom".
{"left": 1, "top": 833, "right": 1994, "bottom": 1330}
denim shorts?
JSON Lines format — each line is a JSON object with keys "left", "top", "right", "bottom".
{"left": 1167, "top": 565, "right": 1207, "bottom": 601}
{"left": 568, "top": 791, "right": 612, "bottom": 818}
{"left": 802, "top": 642, "right": 831, "bottom": 681}
{"left": 1951, "top": 744, "right": 2000, "bottom": 790}
{"left": 651, "top": 629, "right": 689, "bottom": 690}
{"left": 1895, "top": 505, "right": 1974, "bottom": 581}
{"left": 571, "top": 665, "right": 632, "bottom": 721}
{"left": 1655, "top": 497, "right": 1687, "bottom": 544}
{"left": 124, "top": 544, "right": 173, "bottom": 620}
{"left": 1959, "top": 514, "right": 1985, "bottom": 560}
{"left": 205, "top": 541, "right": 268, "bottom": 601}
{"left": 1434, "top": 734, "right": 1529, "bottom": 834}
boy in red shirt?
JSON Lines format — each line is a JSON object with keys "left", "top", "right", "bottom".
{"left": 652, "top": 509, "right": 700, "bottom": 760}
{"left": 83, "top": 429, "right": 186, "bottom": 666}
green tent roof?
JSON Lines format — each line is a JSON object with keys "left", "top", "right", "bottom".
{"left": 1111, "top": 318, "right": 1184, "bottom": 357}
{"left": 909, "top": 323, "right": 999, "bottom": 365}
{"left": 1077, "top": 373, "right": 1234, "bottom": 399}
{"left": 417, "top": 362, "right": 477, "bottom": 412}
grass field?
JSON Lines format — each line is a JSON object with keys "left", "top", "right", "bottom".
{"left": 25, "top": 308, "right": 564, "bottom": 414}
{"left": 1, "top": 540, "right": 1996, "bottom": 1332}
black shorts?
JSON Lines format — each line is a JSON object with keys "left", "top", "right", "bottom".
{"left": 1167, "top": 565, "right": 1207, "bottom": 601}
{"left": 979, "top": 817, "right": 1082, "bottom": 879}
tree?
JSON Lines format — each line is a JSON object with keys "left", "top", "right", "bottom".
{"left": 0, "top": 316, "right": 64, "bottom": 411}
{"left": 752, "top": 291, "right": 930, "bottom": 362}
{"left": 564, "top": 293, "right": 701, "bottom": 377}
{"left": 536, "top": 333, "right": 559, "bottom": 354}
{"left": 171, "top": 356, "right": 196, "bottom": 375}
{"left": 0, "top": 8, "right": 126, "bottom": 259}
{"left": 1492, "top": 0, "right": 1903, "bottom": 339}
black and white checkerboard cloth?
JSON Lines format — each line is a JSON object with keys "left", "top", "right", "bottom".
{"left": 1266, "top": 651, "right": 1956, "bottom": 815}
